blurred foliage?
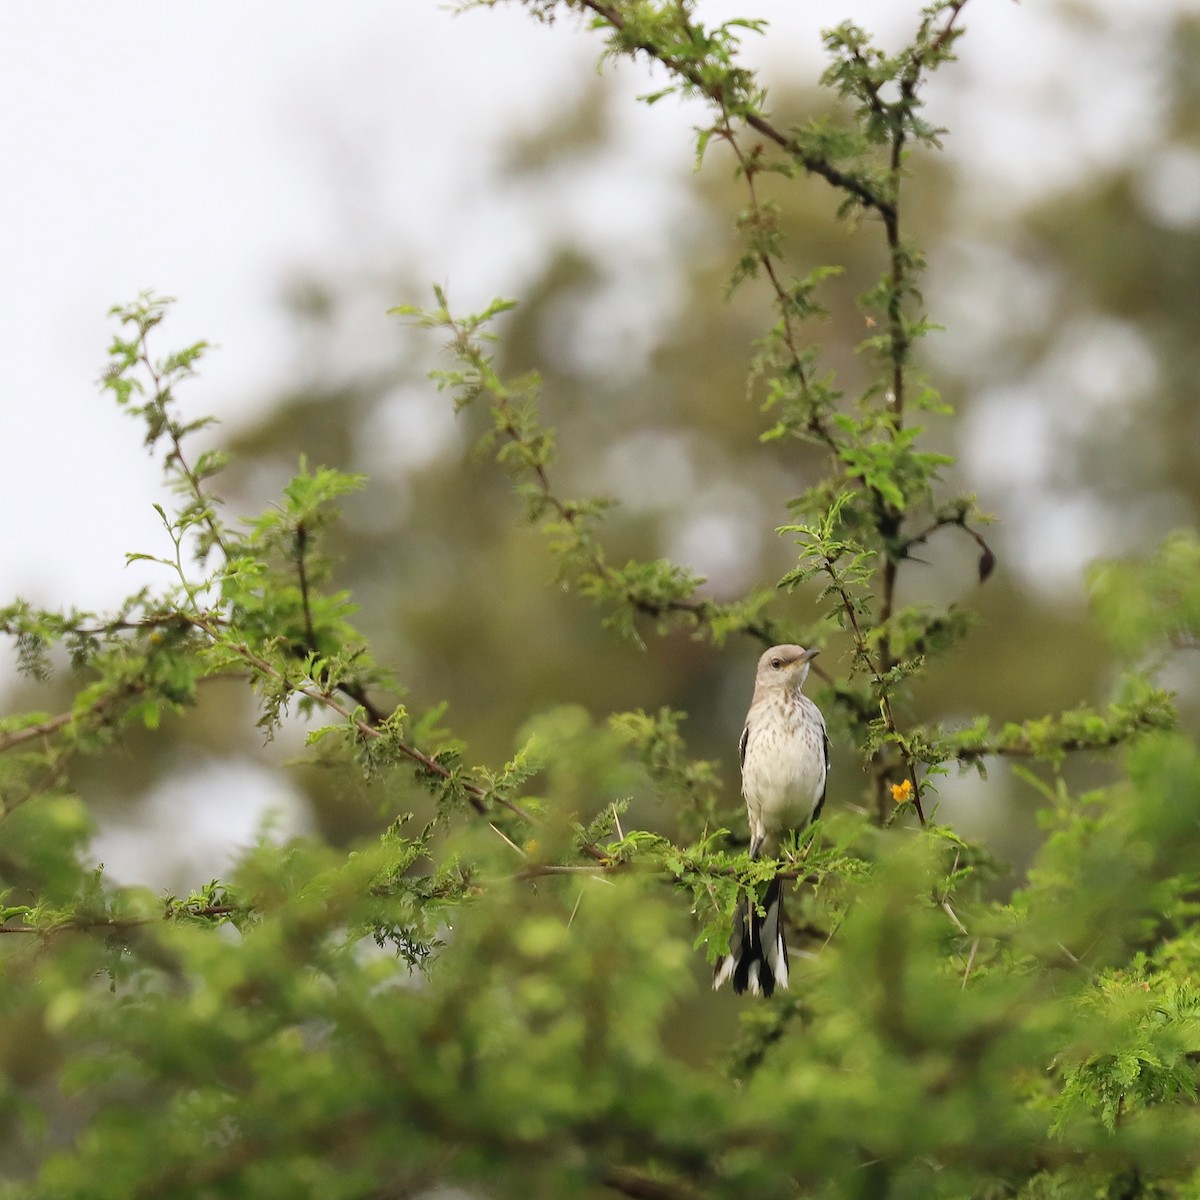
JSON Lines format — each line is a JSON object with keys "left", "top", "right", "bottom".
{"left": 3, "top": 1, "right": 1200, "bottom": 1197}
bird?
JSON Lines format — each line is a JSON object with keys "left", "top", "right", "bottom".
{"left": 713, "top": 644, "right": 829, "bottom": 997}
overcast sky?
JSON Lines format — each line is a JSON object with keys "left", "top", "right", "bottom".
{"left": 0, "top": 0, "right": 1178, "bottom": 610}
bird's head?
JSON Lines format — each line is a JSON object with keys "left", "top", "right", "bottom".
{"left": 755, "top": 644, "right": 821, "bottom": 692}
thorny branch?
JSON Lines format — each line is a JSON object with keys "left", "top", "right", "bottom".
{"left": 0, "top": 904, "right": 241, "bottom": 937}
{"left": 816, "top": 559, "right": 926, "bottom": 825}
{"left": 719, "top": 125, "right": 842, "bottom": 457}
{"left": 578, "top": 0, "right": 896, "bottom": 218}
{"left": 433, "top": 307, "right": 840, "bottom": 673}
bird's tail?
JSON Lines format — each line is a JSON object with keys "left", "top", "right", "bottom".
{"left": 712, "top": 875, "right": 789, "bottom": 997}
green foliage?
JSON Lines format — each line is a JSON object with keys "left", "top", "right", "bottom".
{"left": 3, "top": 4, "right": 1200, "bottom": 1198}
{"left": 609, "top": 706, "right": 723, "bottom": 838}
{"left": 1089, "top": 531, "right": 1200, "bottom": 660}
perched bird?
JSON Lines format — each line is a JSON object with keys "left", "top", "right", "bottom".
{"left": 713, "top": 644, "right": 829, "bottom": 997}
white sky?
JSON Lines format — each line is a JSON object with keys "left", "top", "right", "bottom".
{"left": 0, "top": 0, "right": 1183, "bottom": 614}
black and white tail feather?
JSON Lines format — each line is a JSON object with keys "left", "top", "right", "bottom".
{"left": 712, "top": 875, "right": 790, "bottom": 997}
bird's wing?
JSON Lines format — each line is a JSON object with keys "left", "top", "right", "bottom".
{"left": 738, "top": 722, "right": 749, "bottom": 772}
{"left": 812, "top": 721, "right": 830, "bottom": 823}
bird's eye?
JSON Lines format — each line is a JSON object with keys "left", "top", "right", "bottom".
{"left": 770, "top": 657, "right": 782, "bottom": 669}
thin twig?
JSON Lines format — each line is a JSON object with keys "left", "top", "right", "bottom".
{"left": 942, "top": 899, "right": 968, "bottom": 936}
{"left": 517, "top": 863, "right": 613, "bottom": 880}
{"left": 601, "top": 1164, "right": 703, "bottom": 1200}
{"left": 294, "top": 523, "right": 318, "bottom": 649}
{"left": 578, "top": 0, "right": 895, "bottom": 219}
{"left": 962, "top": 937, "right": 979, "bottom": 989}
{"left": 820, "top": 559, "right": 926, "bottom": 825}
{"left": 0, "top": 903, "right": 241, "bottom": 937}
{"left": 489, "top": 823, "right": 528, "bottom": 858}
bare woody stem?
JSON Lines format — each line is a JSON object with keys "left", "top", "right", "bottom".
{"left": 0, "top": 672, "right": 243, "bottom": 827}
{"left": 0, "top": 904, "right": 241, "bottom": 937}
{"left": 719, "top": 127, "right": 842, "bottom": 458}
{"left": 863, "top": 2, "right": 970, "bottom": 820}
{"left": 821, "top": 559, "right": 926, "bottom": 826}
{"left": 578, "top": 0, "right": 896, "bottom": 219}
{"left": 136, "top": 339, "right": 229, "bottom": 562}
{"left": 294, "top": 523, "right": 318, "bottom": 649}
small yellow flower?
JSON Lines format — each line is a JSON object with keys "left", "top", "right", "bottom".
{"left": 523, "top": 839, "right": 540, "bottom": 856}
{"left": 890, "top": 779, "right": 913, "bottom": 805}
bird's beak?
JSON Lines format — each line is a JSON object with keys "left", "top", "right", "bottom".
{"left": 798, "top": 647, "right": 821, "bottom": 663}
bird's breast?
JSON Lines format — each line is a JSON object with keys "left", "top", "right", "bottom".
{"left": 741, "top": 696, "right": 826, "bottom": 836}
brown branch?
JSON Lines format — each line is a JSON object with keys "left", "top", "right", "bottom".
{"left": 181, "top": 614, "right": 613, "bottom": 862}
{"left": 602, "top": 1165, "right": 702, "bottom": 1200}
{"left": 900, "top": 514, "right": 996, "bottom": 582}
{"left": 442, "top": 314, "right": 798, "bottom": 653}
{"left": 0, "top": 613, "right": 200, "bottom": 639}
{"left": 907, "top": 0, "right": 971, "bottom": 81}
{"left": 819, "top": 560, "right": 925, "bottom": 826}
{"left": 877, "top": 3, "right": 973, "bottom": 631}
{"left": 578, "top": 0, "right": 895, "bottom": 219}
{"left": 0, "top": 680, "right": 153, "bottom": 827}
{"left": 0, "top": 671, "right": 247, "bottom": 758}
{"left": 863, "top": 4, "right": 972, "bottom": 823}
{"left": 517, "top": 863, "right": 615, "bottom": 880}
{"left": 0, "top": 706, "right": 83, "bottom": 754}
{"left": 136, "top": 328, "right": 230, "bottom": 562}
{"left": 879, "top": 0, "right": 971, "bottom": 421}
{"left": 294, "top": 523, "right": 318, "bottom": 649}
{"left": 720, "top": 126, "right": 843, "bottom": 459}
{"left": 0, "top": 903, "right": 241, "bottom": 937}
{"left": 952, "top": 733, "right": 1136, "bottom": 762}
{"left": 518, "top": 856, "right": 824, "bottom": 885}
{"left": 927, "top": 697, "right": 1172, "bottom": 763}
